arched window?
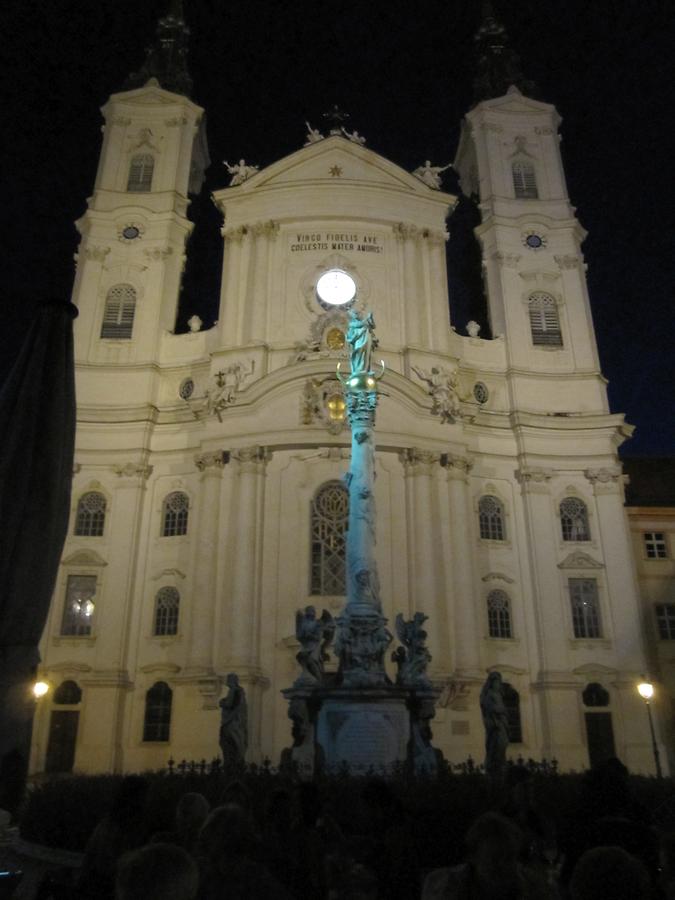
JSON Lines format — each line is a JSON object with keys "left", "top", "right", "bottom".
{"left": 53, "top": 680, "right": 82, "bottom": 705}
{"left": 127, "top": 154, "right": 154, "bottom": 192}
{"left": 583, "top": 682, "right": 610, "bottom": 707}
{"left": 154, "top": 587, "right": 180, "bottom": 636}
{"left": 528, "top": 293, "right": 562, "bottom": 347}
{"left": 74, "top": 491, "right": 106, "bottom": 536}
{"left": 487, "top": 590, "right": 512, "bottom": 639}
{"left": 143, "top": 681, "right": 172, "bottom": 742}
{"left": 100, "top": 284, "right": 136, "bottom": 339}
{"left": 560, "top": 497, "right": 590, "bottom": 542}
{"left": 512, "top": 161, "right": 538, "bottom": 199}
{"left": 61, "top": 575, "right": 96, "bottom": 636}
{"left": 479, "top": 495, "right": 505, "bottom": 541}
{"left": 570, "top": 578, "right": 601, "bottom": 638}
{"left": 161, "top": 492, "right": 189, "bottom": 537}
{"left": 310, "top": 481, "right": 349, "bottom": 595}
{"left": 502, "top": 683, "right": 522, "bottom": 743}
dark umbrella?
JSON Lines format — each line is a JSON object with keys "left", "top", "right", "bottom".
{"left": 0, "top": 299, "right": 77, "bottom": 813}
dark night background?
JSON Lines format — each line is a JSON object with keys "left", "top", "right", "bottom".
{"left": 2, "top": 0, "right": 673, "bottom": 456}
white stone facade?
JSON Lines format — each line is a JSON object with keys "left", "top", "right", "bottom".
{"left": 30, "top": 80, "right": 663, "bottom": 776}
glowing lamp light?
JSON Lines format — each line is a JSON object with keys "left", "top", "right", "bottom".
{"left": 638, "top": 682, "right": 654, "bottom": 701}
{"left": 33, "top": 681, "right": 49, "bottom": 699}
{"left": 82, "top": 599, "right": 95, "bottom": 618}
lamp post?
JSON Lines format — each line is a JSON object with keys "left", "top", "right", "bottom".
{"left": 637, "top": 681, "right": 663, "bottom": 778}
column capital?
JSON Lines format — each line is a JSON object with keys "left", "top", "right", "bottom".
{"left": 111, "top": 463, "right": 153, "bottom": 483}
{"left": 515, "top": 466, "right": 554, "bottom": 492}
{"left": 232, "top": 445, "right": 272, "bottom": 472}
{"left": 194, "top": 450, "right": 229, "bottom": 472}
{"left": 442, "top": 452, "right": 473, "bottom": 480}
{"left": 399, "top": 447, "right": 441, "bottom": 475}
{"left": 584, "top": 466, "right": 626, "bottom": 495}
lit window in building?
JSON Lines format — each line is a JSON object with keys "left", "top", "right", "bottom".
{"left": 502, "top": 683, "right": 522, "bottom": 742}
{"left": 560, "top": 497, "right": 590, "bottom": 542}
{"left": 143, "top": 682, "right": 172, "bottom": 742}
{"left": 162, "top": 492, "right": 189, "bottom": 537}
{"left": 487, "top": 590, "right": 512, "bottom": 638}
{"left": 570, "top": 578, "right": 601, "bottom": 638}
{"left": 512, "top": 161, "right": 538, "bottom": 199}
{"left": 100, "top": 284, "right": 136, "bottom": 339}
{"left": 61, "top": 575, "right": 96, "bottom": 636}
{"left": 154, "top": 587, "right": 180, "bottom": 636}
{"left": 528, "top": 293, "right": 562, "bottom": 347}
{"left": 656, "top": 604, "right": 675, "bottom": 640}
{"left": 310, "top": 481, "right": 348, "bottom": 595}
{"left": 74, "top": 491, "right": 107, "bottom": 536}
{"left": 127, "top": 154, "right": 154, "bottom": 192}
{"left": 644, "top": 532, "right": 668, "bottom": 559}
{"left": 479, "top": 495, "right": 505, "bottom": 541}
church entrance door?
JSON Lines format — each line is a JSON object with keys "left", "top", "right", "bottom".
{"left": 584, "top": 712, "right": 616, "bottom": 768}
{"left": 45, "top": 710, "right": 79, "bottom": 773}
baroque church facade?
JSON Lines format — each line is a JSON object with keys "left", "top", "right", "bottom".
{"left": 30, "top": 6, "right": 662, "bottom": 776}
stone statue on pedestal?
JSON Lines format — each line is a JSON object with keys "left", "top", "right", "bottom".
{"left": 393, "top": 612, "right": 432, "bottom": 688}
{"left": 295, "top": 606, "right": 335, "bottom": 685}
{"left": 412, "top": 160, "right": 452, "bottom": 189}
{"left": 223, "top": 159, "right": 259, "bottom": 185}
{"left": 219, "top": 673, "right": 248, "bottom": 770}
{"left": 411, "top": 364, "right": 462, "bottom": 423}
{"left": 346, "top": 310, "right": 377, "bottom": 375}
{"left": 480, "top": 671, "right": 509, "bottom": 778}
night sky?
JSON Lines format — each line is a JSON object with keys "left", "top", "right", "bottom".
{"left": 3, "top": 0, "right": 674, "bottom": 456}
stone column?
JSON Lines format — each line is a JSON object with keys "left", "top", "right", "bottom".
{"left": 227, "top": 446, "right": 271, "bottom": 670}
{"left": 185, "top": 451, "right": 227, "bottom": 678}
{"left": 427, "top": 230, "right": 451, "bottom": 352}
{"left": 395, "top": 225, "right": 422, "bottom": 346}
{"left": 400, "top": 448, "right": 445, "bottom": 670}
{"left": 219, "top": 228, "right": 244, "bottom": 345}
{"left": 245, "top": 221, "right": 278, "bottom": 343}
{"left": 444, "top": 453, "right": 482, "bottom": 678}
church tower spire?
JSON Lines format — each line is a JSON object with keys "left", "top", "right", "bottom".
{"left": 125, "top": 0, "right": 192, "bottom": 97}
{"left": 473, "top": 1, "right": 537, "bottom": 103}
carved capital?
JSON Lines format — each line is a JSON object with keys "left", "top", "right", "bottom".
{"left": 143, "top": 246, "right": 173, "bottom": 261}
{"left": 584, "top": 467, "right": 626, "bottom": 495}
{"left": 83, "top": 245, "right": 111, "bottom": 263}
{"left": 250, "top": 220, "right": 280, "bottom": 238}
{"left": 400, "top": 447, "right": 441, "bottom": 475}
{"left": 222, "top": 225, "right": 248, "bottom": 242}
{"left": 165, "top": 116, "right": 188, "bottom": 127}
{"left": 554, "top": 254, "right": 581, "bottom": 270}
{"left": 232, "top": 445, "right": 271, "bottom": 471}
{"left": 194, "top": 451, "right": 229, "bottom": 472}
{"left": 111, "top": 463, "right": 153, "bottom": 480}
{"left": 393, "top": 222, "right": 446, "bottom": 243}
{"left": 515, "top": 467, "right": 554, "bottom": 493}
{"left": 491, "top": 251, "right": 521, "bottom": 269}
{"left": 442, "top": 453, "right": 473, "bottom": 479}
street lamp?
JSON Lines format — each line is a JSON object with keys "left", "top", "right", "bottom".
{"left": 32, "top": 681, "right": 49, "bottom": 700}
{"left": 637, "top": 680, "right": 663, "bottom": 778}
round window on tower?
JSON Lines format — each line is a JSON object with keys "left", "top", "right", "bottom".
{"left": 179, "top": 378, "right": 195, "bottom": 401}
{"left": 473, "top": 382, "right": 489, "bottom": 404}
{"left": 316, "top": 269, "right": 356, "bottom": 308}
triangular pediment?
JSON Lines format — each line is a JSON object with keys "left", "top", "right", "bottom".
{"left": 61, "top": 549, "right": 108, "bottom": 568}
{"left": 108, "top": 79, "right": 198, "bottom": 109}
{"left": 557, "top": 551, "right": 604, "bottom": 570}
{"left": 219, "top": 136, "right": 456, "bottom": 200}
{"left": 480, "top": 89, "right": 556, "bottom": 117}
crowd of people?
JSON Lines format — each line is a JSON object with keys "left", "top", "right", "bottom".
{"left": 29, "top": 758, "right": 675, "bottom": 900}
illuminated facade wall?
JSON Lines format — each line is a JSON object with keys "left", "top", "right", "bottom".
{"left": 30, "top": 79, "right": 662, "bottom": 776}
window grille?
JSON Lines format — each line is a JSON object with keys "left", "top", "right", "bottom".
{"left": 74, "top": 491, "right": 106, "bottom": 536}
{"left": 54, "top": 680, "right": 82, "bottom": 704}
{"left": 502, "top": 683, "right": 522, "bottom": 743}
{"left": 656, "top": 603, "right": 675, "bottom": 640}
{"left": 61, "top": 575, "right": 96, "bottom": 636}
{"left": 310, "top": 481, "right": 349, "bottom": 595}
{"left": 154, "top": 587, "right": 180, "bottom": 636}
{"left": 487, "top": 590, "right": 512, "bottom": 638}
{"left": 127, "top": 154, "right": 154, "bottom": 192}
{"left": 644, "top": 532, "right": 668, "bottom": 559}
{"left": 162, "top": 492, "right": 189, "bottom": 537}
{"left": 479, "top": 495, "right": 505, "bottom": 541}
{"left": 512, "top": 161, "right": 538, "bottom": 199}
{"left": 560, "top": 497, "right": 590, "bottom": 542}
{"left": 570, "top": 578, "right": 601, "bottom": 638}
{"left": 528, "top": 293, "right": 562, "bottom": 347}
{"left": 101, "top": 284, "right": 136, "bottom": 339}
{"left": 143, "top": 682, "right": 172, "bottom": 742}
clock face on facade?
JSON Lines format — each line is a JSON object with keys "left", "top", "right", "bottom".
{"left": 122, "top": 226, "right": 141, "bottom": 240}
{"left": 316, "top": 269, "right": 356, "bottom": 306}
{"left": 523, "top": 231, "right": 547, "bottom": 249}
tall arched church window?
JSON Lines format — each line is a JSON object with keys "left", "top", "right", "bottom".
{"left": 478, "top": 495, "right": 505, "bottom": 541}
{"left": 154, "top": 587, "right": 180, "bottom": 636}
{"left": 127, "top": 154, "right": 154, "bottom": 192}
{"left": 502, "top": 683, "right": 523, "bottom": 743}
{"left": 570, "top": 578, "right": 601, "bottom": 638}
{"left": 61, "top": 575, "right": 96, "bottom": 636}
{"left": 528, "top": 293, "right": 562, "bottom": 347}
{"left": 487, "top": 590, "right": 512, "bottom": 638}
{"left": 100, "top": 284, "right": 136, "bottom": 339}
{"left": 310, "top": 481, "right": 349, "bottom": 595}
{"left": 512, "top": 161, "right": 538, "bottom": 199}
{"left": 560, "top": 497, "right": 590, "bottom": 542}
{"left": 161, "top": 492, "right": 189, "bottom": 537}
{"left": 74, "top": 491, "right": 107, "bottom": 536}
{"left": 143, "top": 681, "right": 172, "bottom": 742}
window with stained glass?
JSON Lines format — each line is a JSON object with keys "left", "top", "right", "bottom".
{"left": 310, "top": 482, "right": 348, "bottom": 595}
{"left": 560, "top": 497, "right": 590, "bottom": 542}
{"left": 479, "top": 495, "right": 505, "bottom": 541}
{"left": 162, "top": 492, "right": 189, "bottom": 537}
{"left": 487, "top": 590, "right": 512, "bottom": 638}
{"left": 154, "top": 587, "right": 180, "bottom": 636}
{"left": 74, "top": 492, "right": 106, "bottom": 536}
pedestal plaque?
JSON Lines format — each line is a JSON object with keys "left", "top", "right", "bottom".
{"left": 317, "top": 693, "right": 409, "bottom": 772}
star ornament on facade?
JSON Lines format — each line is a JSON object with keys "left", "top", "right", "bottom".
{"left": 329, "top": 165, "right": 343, "bottom": 177}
